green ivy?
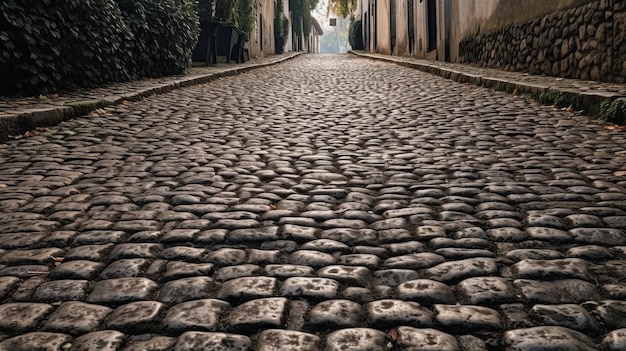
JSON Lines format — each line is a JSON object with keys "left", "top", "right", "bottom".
{"left": 0, "top": 0, "right": 198, "bottom": 96}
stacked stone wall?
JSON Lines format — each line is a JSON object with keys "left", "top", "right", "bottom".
{"left": 459, "top": 0, "right": 626, "bottom": 83}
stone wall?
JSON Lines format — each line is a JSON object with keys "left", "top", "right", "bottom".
{"left": 459, "top": 0, "right": 626, "bottom": 83}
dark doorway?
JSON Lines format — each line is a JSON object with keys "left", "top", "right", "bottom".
{"left": 373, "top": 0, "right": 377, "bottom": 52}
{"left": 427, "top": 0, "right": 437, "bottom": 52}
{"left": 364, "top": 11, "right": 369, "bottom": 50}
{"left": 407, "top": 0, "right": 415, "bottom": 54}
{"left": 390, "top": 0, "right": 396, "bottom": 53}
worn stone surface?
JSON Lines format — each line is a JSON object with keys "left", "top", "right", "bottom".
{"left": 396, "top": 327, "right": 460, "bottom": 351}
{"left": 257, "top": 329, "right": 321, "bottom": 351}
{"left": 1, "top": 54, "right": 626, "bottom": 349}
{"left": 503, "top": 326, "right": 597, "bottom": 351}
{"left": 0, "top": 332, "right": 72, "bottom": 351}
{"left": 325, "top": 328, "right": 387, "bottom": 351}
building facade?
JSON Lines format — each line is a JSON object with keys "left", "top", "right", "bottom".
{"left": 359, "top": 0, "right": 625, "bottom": 82}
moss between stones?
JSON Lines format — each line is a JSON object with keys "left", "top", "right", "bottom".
{"left": 598, "top": 98, "right": 626, "bottom": 124}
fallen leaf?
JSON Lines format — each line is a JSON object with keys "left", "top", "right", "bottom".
{"left": 512, "top": 88, "right": 518, "bottom": 97}
{"left": 38, "top": 94, "right": 47, "bottom": 100}
{"left": 0, "top": 184, "right": 7, "bottom": 188}
{"left": 23, "top": 131, "right": 36, "bottom": 138}
{"left": 36, "top": 127, "right": 49, "bottom": 132}
{"left": 614, "top": 171, "right": 626, "bottom": 176}
{"left": 122, "top": 100, "right": 132, "bottom": 106}
{"left": 566, "top": 106, "right": 575, "bottom": 113}
{"left": 51, "top": 256, "right": 64, "bottom": 263}
{"left": 269, "top": 204, "right": 277, "bottom": 210}
{"left": 605, "top": 125, "right": 626, "bottom": 131}
{"left": 387, "top": 328, "right": 397, "bottom": 342}
{"left": 62, "top": 343, "right": 72, "bottom": 350}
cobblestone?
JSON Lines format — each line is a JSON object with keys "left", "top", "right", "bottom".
{"left": 1, "top": 54, "right": 626, "bottom": 349}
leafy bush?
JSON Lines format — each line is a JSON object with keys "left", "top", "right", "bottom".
{"left": 215, "top": 0, "right": 255, "bottom": 35}
{"left": 349, "top": 19, "right": 363, "bottom": 50}
{"left": 140, "top": 0, "right": 199, "bottom": 77}
{"left": 0, "top": 0, "right": 132, "bottom": 95}
{"left": 0, "top": 0, "right": 199, "bottom": 96}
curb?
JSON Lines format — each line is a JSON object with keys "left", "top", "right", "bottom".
{"left": 350, "top": 50, "right": 625, "bottom": 123}
{"left": 0, "top": 52, "right": 303, "bottom": 143}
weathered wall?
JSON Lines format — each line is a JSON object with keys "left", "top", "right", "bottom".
{"left": 377, "top": 1, "right": 391, "bottom": 54}
{"left": 449, "top": 0, "right": 589, "bottom": 61}
{"left": 248, "top": 0, "right": 275, "bottom": 59}
{"left": 459, "top": 0, "right": 626, "bottom": 82}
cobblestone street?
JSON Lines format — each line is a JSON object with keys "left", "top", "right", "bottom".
{"left": 1, "top": 54, "right": 626, "bottom": 350}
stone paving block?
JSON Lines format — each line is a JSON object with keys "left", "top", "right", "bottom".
{"left": 337, "top": 254, "right": 381, "bottom": 269}
{"left": 73, "top": 231, "right": 128, "bottom": 245}
{"left": 0, "top": 247, "right": 64, "bottom": 265}
{"left": 289, "top": 250, "right": 337, "bottom": 268}
{"left": 32, "top": 279, "right": 89, "bottom": 302}
{"left": 215, "top": 264, "right": 262, "bottom": 281}
{"left": 383, "top": 253, "right": 445, "bottom": 270}
{"left": 158, "top": 277, "right": 214, "bottom": 305}
{"left": 174, "top": 331, "right": 251, "bottom": 351}
{"left": 603, "top": 283, "right": 626, "bottom": 299}
{"left": 530, "top": 304, "right": 600, "bottom": 332}
{"left": 503, "top": 326, "right": 596, "bottom": 351}
{"left": 395, "top": 327, "right": 460, "bottom": 351}
{"left": 415, "top": 225, "right": 446, "bottom": 240}
{"left": 0, "top": 332, "right": 72, "bottom": 351}
{"left": 504, "top": 249, "right": 564, "bottom": 261}
{"left": 99, "top": 258, "right": 152, "bottom": 279}
{"left": 325, "top": 328, "right": 387, "bottom": 351}
{"left": 50, "top": 260, "right": 105, "bottom": 280}
{"left": 43, "top": 301, "right": 112, "bottom": 335}
{"left": 511, "top": 258, "right": 592, "bottom": 281}
{"left": 593, "top": 300, "right": 626, "bottom": 329}
{"left": 0, "top": 276, "right": 21, "bottom": 300}
{"left": 207, "top": 248, "right": 247, "bottom": 266}
{"left": 163, "top": 299, "right": 231, "bottom": 333}
{"left": 434, "top": 305, "right": 503, "bottom": 332}
{"left": 395, "top": 279, "right": 456, "bottom": 306}
{"left": 281, "top": 277, "right": 339, "bottom": 299}
{"left": 0, "top": 302, "right": 53, "bottom": 332}
{"left": 309, "top": 299, "right": 363, "bottom": 329}
{"left": 0, "top": 233, "right": 46, "bottom": 249}
{"left": 159, "top": 247, "right": 209, "bottom": 262}
{"left": 69, "top": 330, "right": 126, "bottom": 351}
{"left": 569, "top": 228, "right": 626, "bottom": 246}
{"left": 195, "top": 229, "right": 228, "bottom": 244}
{"left": 525, "top": 227, "right": 571, "bottom": 242}
{"left": 301, "top": 239, "right": 351, "bottom": 253}
{"left": 257, "top": 329, "right": 321, "bottom": 351}
{"left": 228, "top": 227, "right": 280, "bottom": 242}
{"left": 87, "top": 277, "right": 158, "bottom": 305}
{"left": 0, "top": 264, "right": 48, "bottom": 278}
{"left": 486, "top": 227, "right": 528, "bottom": 242}
{"left": 108, "top": 243, "right": 164, "bottom": 259}
{"left": 106, "top": 301, "right": 166, "bottom": 332}
{"left": 566, "top": 245, "right": 612, "bottom": 260}
{"left": 384, "top": 241, "right": 427, "bottom": 255}
{"left": 65, "top": 244, "right": 114, "bottom": 261}
{"left": 228, "top": 297, "right": 287, "bottom": 330}
{"left": 513, "top": 279, "right": 600, "bottom": 304}
{"left": 247, "top": 249, "right": 280, "bottom": 264}
{"left": 217, "top": 276, "right": 278, "bottom": 302}
{"left": 373, "top": 269, "right": 418, "bottom": 287}
{"left": 123, "top": 336, "right": 176, "bottom": 351}
{"left": 421, "top": 258, "right": 498, "bottom": 284}
{"left": 161, "top": 261, "right": 214, "bottom": 282}
{"left": 280, "top": 224, "right": 319, "bottom": 242}
{"left": 456, "top": 277, "right": 517, "bottom": 305}
{"left": 602, "top": 329, "right": 626, "bottom": 351}
{"left": 319, "top": 228, "right": 378, "bottom": 246}
{"left": 366, "top": 299, "right": 433, "bottom": 328}
{"left": 265, "top": 264, "right": 315, "bottom": 278}
{"left": 317, "top": 265, "right": 372, "bottom": 287}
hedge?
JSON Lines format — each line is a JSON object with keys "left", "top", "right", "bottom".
{"left": 0, "top": 0, "right": 199, "bottom": 96}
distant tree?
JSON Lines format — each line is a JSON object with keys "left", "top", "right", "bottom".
{"left": 290, "top": 0, "right": 319, "bottom": 35}
{"left": 327, "top": 0, "right": 357, "bottom": 18}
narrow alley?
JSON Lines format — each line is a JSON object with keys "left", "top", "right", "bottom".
{"left": 0, "top": 54, "right": 625, "bottom": 350}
